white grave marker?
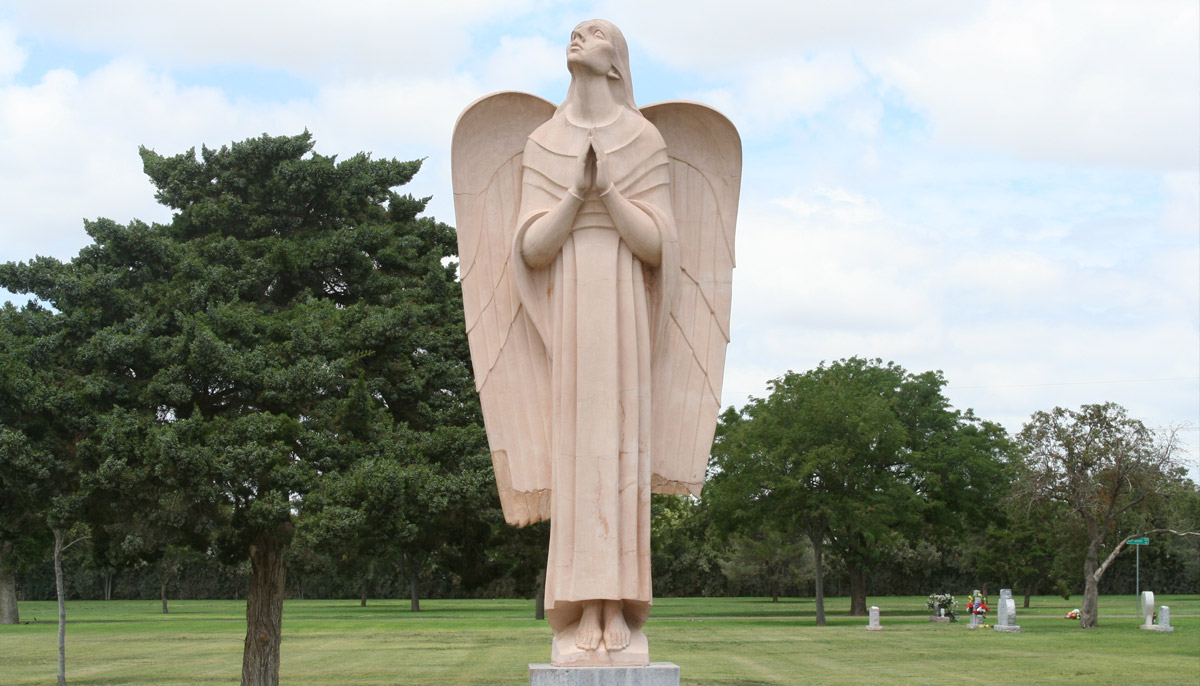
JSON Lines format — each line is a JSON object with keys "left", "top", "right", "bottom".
{"left": 1140, "top": 591, "right": 1155, "bottom": 629}
{"left": 997, "top": 590, "right": 1011, "bottom": 625}
{"left": 995, "top": 594, "right": 1021, "bottom": 633}
{"left": 867, "top": 606, "right": 882, "bottom": 631}
{"left": 1154, "top": 605, "right": 1174, "bottom": 633}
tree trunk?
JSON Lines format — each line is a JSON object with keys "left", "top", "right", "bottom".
{"left": 360, "top": 578, "right": 368, "bottom": 608}
{"left": 847, "top": 566, "right": 868, "bottom": 616}
{"left": 103, "top": 571, "right": 112, "bottom": 601}
{"left": 0, "top": 541, "right": 18, "bottom": 625}
{"left": 242, "top": 537, "right": 286, "bottom": 686}
{"left": 408, "top": 570, "right": 420, "bottom": 613}
{"left": 53, "top": 528, "right": 68, "bottom": 686}
{"left": 1023, "top": 585, "right": 1032, "bottom": 609}
{"left": 160, "top": 576, "right": 169, "bottom": 615}
{"left": 534, "top": 568, "right": 546, "bottom": 621}
{"left": 1080, "top": 538, "right": 1101, "bottom": 629}
{"left": 809, "top": 533, "right": 826, "bottom": 626}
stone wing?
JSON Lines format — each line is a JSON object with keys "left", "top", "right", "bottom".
{"left": 642, "top": 101, "right": 741, "bottom": 498}
{"left": 452, "top": 91, "right": 556, "bottom": 526}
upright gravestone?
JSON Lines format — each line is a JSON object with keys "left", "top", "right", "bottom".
{"left": 968, "top": 611, "right": 981, "bottom": 629}
{"left": 867, "top": 606, "right": 882, "bottom": 631}
{"left": 1154, "top": 606, "right": 1174, "bottom": 633}
{"left": 1139, "top": 591, "right": 1156, "bottom": 629}
{"left": 995, "top": 589, "right": 1020, "bottom": 633}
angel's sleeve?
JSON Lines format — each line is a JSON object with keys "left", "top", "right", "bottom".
{"left": 642, "top": 102, "right": 742, "bottom": 497}
{"left": 452, "top": 92, "right": 556, "bottom": 525}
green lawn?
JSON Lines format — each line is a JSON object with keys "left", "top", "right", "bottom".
{"left": 2, "top": 596, "right": 1197, "bottom": 685}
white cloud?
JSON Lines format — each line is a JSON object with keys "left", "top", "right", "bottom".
{"left": 592, "top": 0, "right": 984, "bottom": 69}
{"left": 595, "top": 1, "right": 1198, "bottom": 169}
{"left": 732, "top": 188, "right": 934, "bottom": 345}
{"left": 479, "top": 35, "right": 567, "bottom": 95}
{"left": 698, "top": 51, "right": 868, "bottom": 132}
{"left": 0, "top": 56, "right": 484, "bottom": 263}
{"left": 0, "top": 24, "right": 25, "bottom": 82}
{"left": 3, "top": 0, "right": 534, "bottom": 80}
{"left": 871, "top": 0, "right": 1200, "bottom": 169}
{"left": 313, "top": 75, "right": 481, "bottom": 153}
{"left": 1162, "top": 171, "right": 1200, "bottom": 236}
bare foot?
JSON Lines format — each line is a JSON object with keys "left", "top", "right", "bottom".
{"left": 575, "top": 601, "right": 602, "bottom": 651}
{"left": 602, "top": 600, "right": 630, "bottom": 651}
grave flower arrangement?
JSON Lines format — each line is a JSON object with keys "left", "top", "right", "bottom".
{"left": 1064, "top": 609, "right": 1080, "bottom": 619}
{"left": 966, "top": 589, "right": 988, "bottom": 617}
{"left": 927, "top": 593, "right": 958, "bottom": 621}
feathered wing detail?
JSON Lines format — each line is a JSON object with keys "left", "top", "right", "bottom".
{"left": 641, "top": 102, "right": 742, "bottom": 498}
{"left": 452, "top": 92, "right": 557, "bottom": 526}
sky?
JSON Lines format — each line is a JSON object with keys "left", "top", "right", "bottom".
{"left": 1, "top": 1, "right": 1197, "bottom": 475}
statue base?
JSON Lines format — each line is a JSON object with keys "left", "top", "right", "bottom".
{"left": 530, "top": 663, "right": 680, "bottom": 686}
{"left": 551, "top": 625, "right": 649, "bottom": 666}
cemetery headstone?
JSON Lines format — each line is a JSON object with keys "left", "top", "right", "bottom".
{"left": 867, "top": 606, "right": 882, "bottom": 631}
{"left": 965, "top": 589, "right": 987, "bottom": 628}
{"left": 994, "top": 592, "right": 1021, "bottom": 633}
{"left": 1154, "top": 605, "right": 1174, "bottom": 633}
{"left": 996, "top": 590, "right": 1010, "bottom": 624}
{"left": 1140, "top": 591, "right": 1155, "bottom": 629}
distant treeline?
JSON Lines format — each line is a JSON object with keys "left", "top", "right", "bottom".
{"left": 14, "top": 493, "right": 1197, "bottom": 606}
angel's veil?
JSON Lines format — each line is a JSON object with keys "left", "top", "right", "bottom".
{"left": 557, "top": 19, "right": 640, "bottom": 116}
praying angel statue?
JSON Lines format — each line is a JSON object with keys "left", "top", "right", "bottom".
{"left": 451, "top": 19, "right": 741, "bottom": 666}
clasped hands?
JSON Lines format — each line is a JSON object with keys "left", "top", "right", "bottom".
{"left": 569, "top": 131, "right": 614, "bottom": 199}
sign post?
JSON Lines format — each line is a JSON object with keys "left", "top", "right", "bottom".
{"left": 1129, "top": 536, "right": 1149, "bottom": 614}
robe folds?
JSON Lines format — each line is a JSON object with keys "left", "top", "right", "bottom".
{"left": 510, "top": 108, "right": 679, "bottom": 631}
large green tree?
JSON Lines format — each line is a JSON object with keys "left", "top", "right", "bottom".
{"left": 299, "top": 393, "right": 492, "bottom": 612}
{"left": 1016, "top": 403, "right": 1190, "bottom": 628}
{"left": 1, "top": 133, "right": 484, "bottom": 686}
{"left": 707, "top": 357, "right": 1009, "bottom": 622}
{"left": 0, "top": 303, "right": 98, "bottom": 685}
{"left": 0, "top": 304, "right": 48, "bottom": 625}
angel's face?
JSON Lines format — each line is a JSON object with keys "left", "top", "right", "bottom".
{"left": 567, "top": 21, "right": 615, "bottom": 76}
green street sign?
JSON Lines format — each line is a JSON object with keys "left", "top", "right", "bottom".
{"left": 1128, "top": 537, "right": 1149, "bottom": 545}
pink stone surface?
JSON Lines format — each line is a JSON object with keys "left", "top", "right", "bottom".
{"left": 452, "top": 19, "right": 740, "bottom": 665}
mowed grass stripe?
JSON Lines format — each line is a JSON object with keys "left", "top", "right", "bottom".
{"left": 1, "top": 597, "right": 1196, "bottom": 685}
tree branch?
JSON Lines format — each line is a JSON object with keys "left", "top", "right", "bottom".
{"left": 1092, "top": 529, "right": 1200, "bottom": 583}
{"left": 1108, "top": 493, "right": 1145, "bottom": 520}
{"left": 61, "top": 535, "right": 90, "bottom": 553}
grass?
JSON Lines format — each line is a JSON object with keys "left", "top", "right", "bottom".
{"left": 1, "top": 596, "right": 1196, "bottom": 685}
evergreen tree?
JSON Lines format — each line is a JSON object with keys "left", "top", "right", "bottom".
{"left": 1, "top": 133, "right": 486, "bottom": 685}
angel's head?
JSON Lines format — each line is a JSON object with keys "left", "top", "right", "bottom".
{"left": 563, "top": 19, "right": 637, "bottom": 112}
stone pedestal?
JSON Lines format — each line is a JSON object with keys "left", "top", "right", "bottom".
{"left": 530, "top": 663, "right": 680, "bottom": 686}
{"left": 551, "top": 626, "right": 650, "bottom": 667}
{"left": 967, "top": 613, "right": 981, "bottom": 629}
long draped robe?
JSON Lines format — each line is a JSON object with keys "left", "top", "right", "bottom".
{"left": 511, "top": 108, "right": 677, "bottom": 631}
